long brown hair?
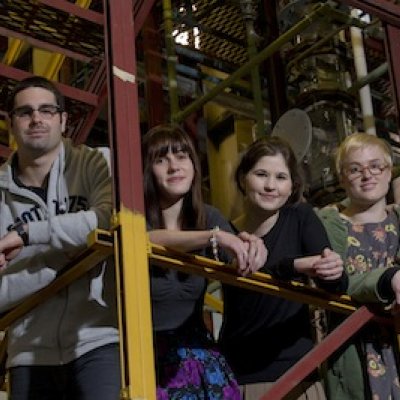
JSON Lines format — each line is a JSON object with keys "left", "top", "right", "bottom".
{"left": 235, "top": 136, "right": 304, "bottom": 205}
{"left": 142, "top": 124, "right": 206, "bottom": 230}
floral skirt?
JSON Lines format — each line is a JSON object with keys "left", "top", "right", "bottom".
{"left": 365, "top": 325, "right": 400, "bottom": 399}
{"left": 155, "top": 326, "right": 240, "bottom": 400}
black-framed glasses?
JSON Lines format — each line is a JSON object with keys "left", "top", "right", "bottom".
{"left": 9, "top": 104, "right": 62, "bottom": 120}
{"left": 342, "top": 162, "right": 389, "bottom": 181}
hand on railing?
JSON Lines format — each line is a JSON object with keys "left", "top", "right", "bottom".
{"left": 0, "top": 229, "right": 26, "bottom": 269}
{"left": 313, "top": 248, "right": 344, "bottom": 281}
{"left": 391, "top": 271, "right": 400, "bottom": 311}
{"left": 293, "top": 248, "right": 343, "bottom": 281}
{"left": 0, "top": 253, "right": 6, "bottom": 271}
{"left": 235, "top": 232, "right": 268, "bottom": 276}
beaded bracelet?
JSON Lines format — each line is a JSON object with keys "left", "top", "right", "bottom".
{"left": 209, "top": 226, "right": 220, "bottom": 261}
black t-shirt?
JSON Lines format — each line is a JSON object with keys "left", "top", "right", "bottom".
{"left": 219, "top": 202, "right": 346, "bottom": 384}
{"left": 150, "top": 204, "right": 233, "bottom": 332}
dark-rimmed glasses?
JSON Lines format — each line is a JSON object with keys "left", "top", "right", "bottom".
{"left": 342, "top": 161, "right": 389, "bottom": 181}
{"left": 9, "top": 105, "right": 62, "bottom": 121}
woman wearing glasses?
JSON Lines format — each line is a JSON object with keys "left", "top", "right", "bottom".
{"left": 318, "top": 133, "right": 400, "bottom": 400}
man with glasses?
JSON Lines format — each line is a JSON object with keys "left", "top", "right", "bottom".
{"left": 0, "top": 76, "right": 120, "bottom": 399}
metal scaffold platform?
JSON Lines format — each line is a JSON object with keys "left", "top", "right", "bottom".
{"left": 1, "top": 1, "right": 400, "bottom": 399}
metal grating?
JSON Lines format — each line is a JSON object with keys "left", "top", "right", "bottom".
{"left": 175, "top": 0, "right": 252, "bottom": 66}
{"left": 0, "top": 0, "right": 104, "bottom": 59}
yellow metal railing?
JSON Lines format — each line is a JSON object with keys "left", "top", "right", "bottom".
{"left": 149, "top": 243, "right": 357, "bottom": 315}
{"left": 0, "top": 231, "right": 396, "bottom": 399}
{"left": 0, "top": 230, "right": 113, "bottom": 331}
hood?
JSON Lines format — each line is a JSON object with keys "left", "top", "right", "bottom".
{"left": 0, "top": 138, "right": 72, "bottom": 213}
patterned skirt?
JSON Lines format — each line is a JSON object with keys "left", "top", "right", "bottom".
{"left": 155, "top": 325, "right": 240, "bottom": 400}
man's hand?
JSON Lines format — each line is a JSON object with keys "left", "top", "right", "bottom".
{"left": 0, "top": 253, "right": 7, "bottom": 271}
{"left": 0, "top": 230, "right": 25, "bottom": 269}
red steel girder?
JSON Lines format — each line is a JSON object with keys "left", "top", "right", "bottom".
{"left": 384, "top": 24, "right": 400, "bottom": 126}
{"left": 134, "top": 0, "right": 159, "bottom": 36}
{"left": 262, "top": 0, "right": 288, "bottom": 124}
{"left": 72, "top": 0, "right": 157, "bottom": 144}
{"left": 261, "top": 306, "right": 377, "bottom": 400}
{"left": 73, "top": 83, "right": 108, "bottom": 144}
{"left": 38, "top": 0, "right": 103, "bottom": 25}
{"left": 339, "top": 0, "right": 400, "bottom": 28}
{"left": 0, "top": 27, "right": 91, "bottom": 63}
{"left": 143, "top": 15, "right": 165, "bottom": 127}
{"left": 103, "top": 0, "right": 144, "bottom": 212}
{"left": 0, "top": 64, "right": 99, "bottom": 107}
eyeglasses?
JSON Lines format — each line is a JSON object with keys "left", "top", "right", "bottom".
{"left": 342, "top": 162, "right": 389, "bottom": 181}
{"left": 9, "top": 105, "right": 62, "bottom": 120}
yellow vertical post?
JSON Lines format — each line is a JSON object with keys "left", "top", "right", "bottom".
{"left": 103, "top": 0, "right": 156, "bottom": 397}
{"left": 32, "top": 49, "right": 54, "bottom": 76}
{"left": 205, "top": 99, "right": 255, "bottom": 220}
{"left": 113, "top": 209, "right": 156, "bottom": 400}
{"left": 204, "top": 102, "right": 238, "bottom": 219}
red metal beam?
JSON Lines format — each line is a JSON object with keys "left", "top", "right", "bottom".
{"left": 143, "top": 15, "right": 165, "bottom": 127}
{"left": 134, "top": 0, "right": 158, "bottom": 36}
{"left": 0, "top": 64, "right": 99, "bottom": 106}
{"left": 262, "top": 0, "right": 288, "bottom": 124}
{"left": 339, "top": 0, "right": 400, "bottom": 28}
{"left": 73, "top": 83, "right": 108, "bottom": 144}
{"left": 103, "top": 0, "right": 144, "bottom": 212}
{"left": 38, "top": 0, "right": 103, "bottom": 25}
{"left": 66, "top": 0, "right": 154, "bottom": 145}
{"left": 261, "top": 306, "right": 376, "bottom": 400}
{"left": 0, "top": 27, "right": 91, "bottom": 63}
{"left": 383, "top": 24, "right": 400, "bottom": 126}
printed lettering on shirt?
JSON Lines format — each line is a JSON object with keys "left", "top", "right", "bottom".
{"left": 8, "top": 195, "right": 89, "bottom": 230}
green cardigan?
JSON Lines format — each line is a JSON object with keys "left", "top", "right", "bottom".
{"left": 317, "top": 206, "right": 400, "bottom": 400}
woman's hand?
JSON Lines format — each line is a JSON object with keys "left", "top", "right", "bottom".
{"left": 216, "top": 230, "right": 267, "bottom": 276}
{"left": 293, "top": 248, "right": 343, "bottom": 280}
{"left": 237, "top": 232, "right": 268, "bottom": 276}
{"left": 391, "top": 271, "right": 400, "bottom": 307}
{"left": 215, "top": 230, "right": 250, "bottom": 273}
{"left": 312, "top": 248, "right": 344, "bottom": 281}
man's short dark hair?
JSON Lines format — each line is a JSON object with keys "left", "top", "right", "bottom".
{"left": 7, "top": 76, "right": 65, "bottom": 114}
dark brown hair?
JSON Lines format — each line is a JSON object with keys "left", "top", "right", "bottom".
{"left": 235, "top": 136, "right": 304, "bottom": 205}
{"left": 7, "top": 76, "right": 65, "bottom": 114}
{"left": 142, "top": 124, "right": 206, "bottom": 230}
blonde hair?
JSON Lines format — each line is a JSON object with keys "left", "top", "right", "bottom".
{"left": 335, "top": 133, "right": 393, "bottom": 176}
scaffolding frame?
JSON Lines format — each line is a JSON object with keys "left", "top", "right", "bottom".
{"left": 1, "top": 0, "right": 400, "bottom": 398}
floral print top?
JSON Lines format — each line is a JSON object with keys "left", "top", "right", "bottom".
{"left": 342, "top": 211, "right": 398, "bottom": 276}
{"left": 341, "top": 210, "right": 400, "bottom": 399}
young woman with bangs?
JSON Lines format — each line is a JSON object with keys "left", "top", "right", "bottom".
{"left": 219, "top": 136, "right": 347, "bottom": 399}
{"left": 142, "top": 124, "right": 267, "bottom": 399}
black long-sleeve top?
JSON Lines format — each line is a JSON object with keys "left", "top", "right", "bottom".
{"left": 219, "top": 202, "right": 348, "bottom": 384}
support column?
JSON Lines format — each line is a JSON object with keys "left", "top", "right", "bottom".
{"left": 384, "top": 24, "right": 400, "bottom": 127}
{"left": 103, "top": 0, "right": 156, "bottom": 399}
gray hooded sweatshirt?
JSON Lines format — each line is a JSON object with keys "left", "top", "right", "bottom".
{"left": 0, "top": 138, "right": 118, "bottom": 367}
